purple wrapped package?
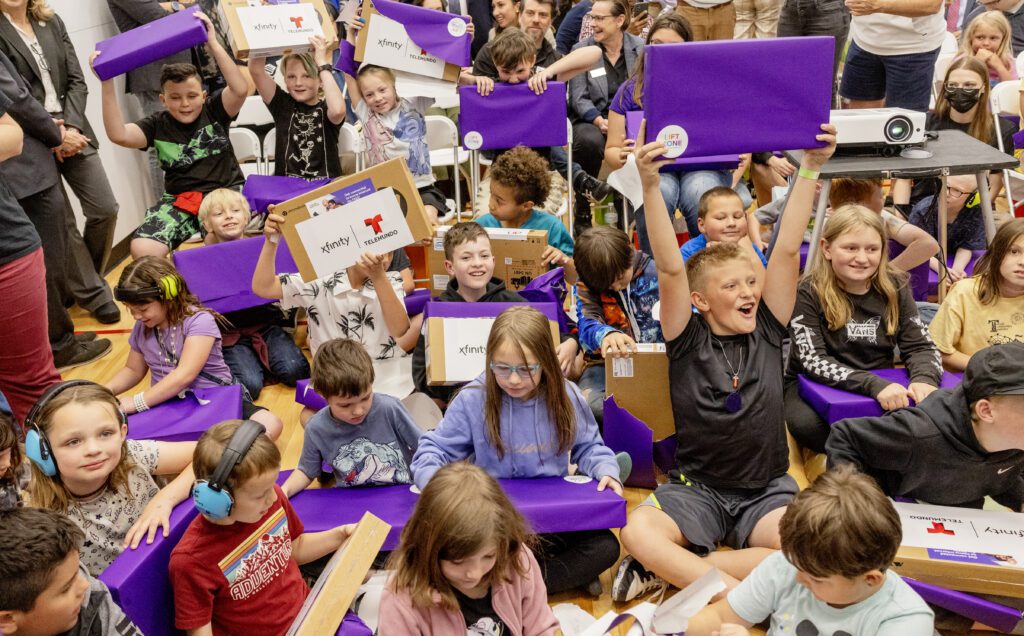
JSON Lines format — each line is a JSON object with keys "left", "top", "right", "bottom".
{"left": 243, "top": 175, "right": 331, "bottom": 215}
{"left": 335, "top": 39, "right": 360, "bottom": 78}
{"left": 127, "top": 386, "right": 243, "bottom": 442}
{"left": 798, "top": 368, "right": 963, "bottom": 425}
{"left": 424, "top": 300, "right": 559, "bottom": 321}
{"left": 295, "top": 378, "right": 328, "bottom": 411}
{"left": 928, "top": 249, "right": 986, "bottom": 297}
{"left": 643, "top": 37, "right": 833, "bottom": 157}
{"left": 888, "top": 241, "right": 931, "bottom": 301}
{"left": 602, "top": 396, "right": 657, "bottom": 488}
{"left": 93, "top": 6, "right": 207, "bottom": 81}
{"left": 904, "top": 579, "right": 1022, "bottom": 634}
{"left": 172, "top": 236, "right": 299, "bottom": 314}
{"left": 625, "top": 111, "right": 740, "bottom": 172}
{"left": 519, "top": 267, "right": 572, "bottom": 334}
{"left": 404, "top": 288, "right": 431, "bottom": 317}
{"left": 459, "top": 83, "right": 568, "bottom": 150}
{"left": 373, "top": 0, "right": 471, "bottom": 67}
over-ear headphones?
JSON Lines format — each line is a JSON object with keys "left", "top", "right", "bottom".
{"left": 191, "top": 420, "right": 267, "bottom": 520}
{"left": 24, "top": 381, "right": 128, "bottom": 478}
{"left": 114, "top": 274, "right": 182, "bottom": 304}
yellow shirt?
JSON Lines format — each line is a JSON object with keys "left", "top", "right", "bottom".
{"left": 929, "top": 277, "right": 1024, "bottom": 356}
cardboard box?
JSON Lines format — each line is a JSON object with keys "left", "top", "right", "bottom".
{"left": 426, "top": 225, "right": 549, "bottom": 292}
{"left": 891, "top": 501, "right": 1024, "bottom": 597}
{"left": 425, "top": 302, "right": 559, "bottom": 385}
{"left": 218, "top": 0, "right": 337, "bottom": 60}
{"left": 278, "top": 158, "right": 433, "bottom": 282}
{"left": 605, "top": 344, "right": 674, "bottom": 441}
{"left": 354, "top": 0, "right": 461, "bottom": 82}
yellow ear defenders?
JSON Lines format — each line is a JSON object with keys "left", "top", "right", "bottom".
{"left": 114, "top": 273, "right": 182, "bottom": 304}
{"left": 157, "top": 273, "right": 181, "bottom": 300}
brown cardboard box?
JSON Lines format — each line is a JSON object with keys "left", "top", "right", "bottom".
{"left": 218, "top": 0, "right": 337, "bottom": 60}
{"left": 426, "top": 226, "right": 549, "bottom": 292}
{"left": 605, "top": 344, "right": 674, "bottom": 441}
{"left": 354, "top": 0, "right": 461, "bottom": 82}
{"left": 893, "top": 546, "right": 1024, "bottom": 597}
{"left": 278, "top": 158, "right": 433, "bottom": 282}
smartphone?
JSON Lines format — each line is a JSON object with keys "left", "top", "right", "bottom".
{"left": 633, "top": 2, "right": 651, "bottom": 16}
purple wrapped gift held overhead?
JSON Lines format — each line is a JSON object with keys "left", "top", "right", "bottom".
{"left": 459, "top": 83, "right": 568, "bottom": 150}
{"left": 172, "top": 236, "right": 299, "bottom": 314}
{"left": 424, "top": 300, "right": 559, "bottom": 321}
{"left": 643, "top": 37, "right": 833, "bottom": 157}
{"left": 243, "top": 175, "right": 331, "bottom": 215}
{"left": 372, "top": 0, "right": 472, "bottom": 67}
{"left": 93, "top": 6, "right": 207, "bottom": 81}
{"left": 625, "top": 111, "right": 740, "bottom": 172}
{"left": 798, "top": 368, "right": 963, "bottom": 425}
{"left": 127, "top": 386, "right": 242, "bottom": 443}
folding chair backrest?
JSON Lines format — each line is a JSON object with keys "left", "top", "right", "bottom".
{"left": 229, "top": 127, "right": 261, "bottom": 164}
{"left": 235, "top": 95, "right": 273, "bottom": 127}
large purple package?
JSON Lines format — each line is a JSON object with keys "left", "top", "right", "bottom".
{"left": 625, "top": 111, "right": 739, "bottom": 172}
{"left": 335, "top": 39, "right": 360, "bottom": 77}
{"left": 904, "top": 578, "right": 1022, "bottom": 634}
{"left": 172, "top": 236, "right": 299, "bottom": 314}
{"left": 798, "top": 368, "right": 963, "bottom": 425}
{"left": 93, "top": 6, "right": 206, "bottom": 81}
{"left": 459, "top": 83, "right": 568, "bottom": 150}
{"left": 602, "top": 396, "right": 657, "bottom": 488}
{"left": 243, "top": 175, "right": 331, "bottom": 215}
{"left": 373, "top": 0, "right": 472, "bottom": 66}
{"left": 127, "top": 386, "right": 243, "bottom": 442}
{"left": 424, "top": 300, "right": 559, "bottom": 321}
{"left": 518, "top": 267, "right": 572, "bottom": 334}
{"left": 643, "top": 37, "right": 833, "bottom": 157}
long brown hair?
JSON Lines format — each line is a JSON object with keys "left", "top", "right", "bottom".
{"left": 975, "top": 218, "right": 1024, "bottom": 304}
{"left": 628, "top": 12, "right": 692, "bottom": 107}
{"left": 805, "top": 205, "right": 905, "bottom": 336}
{"left": 484, "top": 306, "right": 574, "bottom": 458}
{"left": 26, "top": 383, "right": 135, "bottom": 515}
{"left": 387, "top": 462, "right": 534, "bottom": 610}
{"left": 0, "top": 411, "right": 23, "bottom": 486}
{"left": 935, "top": 56, "right": 994, "bottom": 145}
{"left": 116, "top": 256, "right": 223, "bottom": 329}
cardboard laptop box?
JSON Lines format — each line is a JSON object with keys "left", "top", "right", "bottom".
{"left": 425, "top": 225, "right": 548, "bottom": 292}
{"left": 218, "top": 0, "right": 337, "bottom": 60}
{"left": 605, "top": 343, "right": 673, "bottom": 441}
{"left": 354, "top": 0, "right": 463, "bottom": 82}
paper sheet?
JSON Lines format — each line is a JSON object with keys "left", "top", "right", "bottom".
{"left": 607, "top": 154, "right": 644, "bottom": 209}
{"left": 652, "top": 568, "right": 726, "bottom": 633}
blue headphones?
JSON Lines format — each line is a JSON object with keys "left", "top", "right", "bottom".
{"left": 24, "top": 381, "right": 128, "bottom": 478}
{"left": 191, "top": 420, "right": 267, "bottom": 520}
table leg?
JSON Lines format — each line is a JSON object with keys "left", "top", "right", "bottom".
{"left": 938, "top": 174, "right": 948, "bottom": 302}
{"left": 469, "top": 150, "right": 480, "bottom": 218}
{"left": 805, "top": 179, "right": 831, "bottom": 266}
{"left": 566, "top": 120, "right": 574, "bottom": 237}
{"left": 976, "top": 171, "right": 997, "bottom": 242}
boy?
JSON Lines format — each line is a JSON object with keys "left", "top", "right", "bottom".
{"left": 574, "top": 225, "right": 662, "bottom": 423}
{"left": 92, "top": 11, "right": 248, "bottom": 260}
{"left": 281, "top": 338, "right": 422, "bottom": 494}
{"left": 611, "top": 121, "right": 836, "bottom": 602}
{"left": 679, "top": 187, "right": 767, "bottom": 267}
{"left": 169, "top": 420, "right": 356, "bottom": 635}
{"left": 827, "top": 342, "right": 1024, "bottom": 510}
{"left": 0, "top": 507, "right": 141, "bottom": 636}
{"left": 685, "top": 466, "right": 935, "bottom": 636}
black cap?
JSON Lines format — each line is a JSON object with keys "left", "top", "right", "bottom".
{"left": 963, "top": 343, "right": 1024, "bottom": 403}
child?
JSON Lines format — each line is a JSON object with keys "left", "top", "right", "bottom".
{"left": 574, "top": 225, "right": 662, "bottom": 423}
{"left": 379, "top": 462, "right": 559, "bottom": 634}
{"left": 685, "top": 466, "right": 934, "bottom": 636}
{"left": 248, "top": 37, "right": 346, "bottom": 179}
{"left": 959, "top": 11, "right": 1017, "bottom": 83}
{"left": 197, "top": 189, "right": 311, "bottom": 400}
{"left": 169, "top": 419, "right": 357, "bottom": 635}
{"left": 907, "top": 174, "right": 988, "bottom": 285}
{"left": 611, "top": 121, "right": 835, "bottom": 603}
{"left": 475, "top": 146, "right": 578, "bottom": 282}
{"left": 679, "top": 186, "right": 767, "bottom": 267}
{"left": 92, "top": 12, "right": 248, "bottom": 260}
{"left": 281, "top": 338, "right": 421, "bottom": 495}
{"left": 0, "top": 411, "right": 27, "bottom": 511}
{"left": 252, "top": 212, "right": 418, "bottom": 400}
{"left": 827, "top": 342, "right": 1024, "bottom": 510}
{"left": 411, "top": 306, "right": 623, "bottom": 595}
{"left": 24, "top": 381, "right": 197, "bottom": 576}
{"left": 785, "top": 205, "right": 942, "bottom": 453}
{"left": 105, "top": 256, "right": 284, "bottom": 439}
{"left": 930, "top": 218, "right": 1024, "bottom": 371}
{"left": 0, "top": 507, "right": 142, "bottom": 636}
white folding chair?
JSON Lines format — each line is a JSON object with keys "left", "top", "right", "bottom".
{"left": 940, "top": 30, "right": 958, "bottom": 57}
{"left": 424, "top": 115, "right": 462, "bottom": 216}
{"left": 233, "top": 95, "right": 273, "bottom": 128}
{"left": 991, "top": 81, "right": 1023, "bottom": 215}
{"left": 339, "top": 122, "right": 365, "bottom": 173}
{"left": 1016, "top": 49, "right": 1024, "bottom": 78}
{"left": 262, "top": 129, "right": 276, "bottom": 170}
{"left": 229, "top": 127, "right": 262, "bottom": 177}
{"left": 931, "top": 54, "right": 956, "bottom": 109}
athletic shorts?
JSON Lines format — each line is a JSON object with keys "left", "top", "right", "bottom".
{"left": 134, "top": 194, "right": 201, "bottom": 250}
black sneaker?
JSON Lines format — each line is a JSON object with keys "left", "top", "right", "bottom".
{"left": 54, "top": 338, "right": 112, "bottom": 372}
{"left": 92, "top": 301, "right": 121, "bottom": 324}
{"left": 585, "top": 577, "right": 603, "bottom": 597}
{"left": 611, "top": 555, "right": 665, "bottom": 603}
{"left": 573, "top": 171, "right": 612, "bottom": 202}
{"left": 74, "top": 332, "right": 97, "bottom": 343}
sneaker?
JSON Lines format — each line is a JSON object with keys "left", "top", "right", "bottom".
{"left": 54, "top": 338, "right": 112, "bottom": 372}
{"left": 615, "top": 452, "right": 633, "bottom": 485}
{"left": 585, "top": 577, "right": 603, "bottom": 597}
{"left": 611, "top": 555, "right": 665, "bottom": 603}
{"left": 74, "top": 331, "right": 97, "bottom": 343}
{"left": 573, "top": 171, "right": 612, "bottom": 202}
{"left": 92, "top": 301, "right": 121, "bottom": 324}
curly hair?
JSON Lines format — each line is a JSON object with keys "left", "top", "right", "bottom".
{"left": 489, "top": 146, "right": 551, "bottom": 205}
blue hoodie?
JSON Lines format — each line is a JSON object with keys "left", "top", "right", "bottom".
{"left": 411, "top": 374, "right": 620, "bottom": 490}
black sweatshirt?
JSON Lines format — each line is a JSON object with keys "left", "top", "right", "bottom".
{"left": 827, "top": 385, "right": 1024, "bottom": 510}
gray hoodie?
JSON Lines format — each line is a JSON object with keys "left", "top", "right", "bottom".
{"left": 62, "top": 566, "right": 141, "bottom": 636}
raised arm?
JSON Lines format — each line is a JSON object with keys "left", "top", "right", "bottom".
{"left": 527, "top": 45, "right": 602, "bottom": 93}
{"left": 343, "top": 17, "right": 364, "bottom": 107}
{"left": 603, "top": 109, "right": 632, "bottom": 170}
{"left": 196, "top": 12, "right": 247, "bottom": 116}
{"left": 91, "top": 53, "right": 147, "bottom": 148}
{"left": 246, "top": 55, "right": 277, "bottom": 104}
{"left": 311, "top": 36, "right": 346, "bottom": 125}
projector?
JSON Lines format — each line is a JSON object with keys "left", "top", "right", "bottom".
{"left": 831, "top": 108, "right": 927, "bottom": 156}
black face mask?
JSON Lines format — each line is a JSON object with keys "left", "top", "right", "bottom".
{"left": 944, "top": 86, "right": 982, "bottom": 113}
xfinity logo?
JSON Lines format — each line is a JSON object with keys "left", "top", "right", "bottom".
{"left": 320, "top": 236, "right": 351, "bottom": 254}
{"left": 459, "top": 345, "right": 486, "bottom": 355}
{"left": 252, "top": 22, "right": 278, "bottom": 32}
{"left": 377, "top": 38, "right": 402, "bottom": 51}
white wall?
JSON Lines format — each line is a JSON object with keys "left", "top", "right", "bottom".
{"left": 53, "top": 0, "right": 153, "bottom": 245}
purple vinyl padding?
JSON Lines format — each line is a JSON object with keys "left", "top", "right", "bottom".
{"left": 904, "top": 578, "right": 1022, "bottom": 634}
{"left": 126, "top": 386, "right": 242, "bottom": 442}
{"left": 335, "top": 39, "right": 360, "bottom": 77}
{"left": 172, "top": 236, "right": 299, "bottom": 314}
{"left": 927, "top": 250, "right": 986, "bottom": 297}
{"left": 424, "top": 301, "right": 559, "bottom": 321}
{"left": 458, "top": 83, "right": 568, "bottom": 150}
{"left": 372, "top": 0, "right": 471, "bottom": 67}
{"left": 798, "top": 368, "right": 963, "bottom": 425}
{"left": 242, "top": 175, "right": 331, "bottom": 214}
{"left": 93, "top": 6, "right": 206, "bottom": 81}
{"left": 295, "top": 378, "right": 328, "bottom": 411}
{"left": 602, "top": 396, "right": 657, "bottom": 489}
{"left": 624, "top": 111, "right": 740, "bottom": 172}
{"left": 642, "top": 37, "right": 833, "bottom": 157}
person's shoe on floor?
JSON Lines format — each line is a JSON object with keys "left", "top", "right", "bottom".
{"left": 573, "top": 171, "right": 612, "bottom": 202}
{"left": 611, "top": 555, "right": 665, "bottom": 603}
{"left": 54, "top": 338, "right": 112, "bottom": 372}
{"left": 92, "top": 301, "right": 121, "bottom": 324}
{"left": 74, "top": 331, "right": 97, "bottom": 343}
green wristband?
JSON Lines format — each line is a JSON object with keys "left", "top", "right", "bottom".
{"left": 798, "top": 167, "right": 820, "bottom": 181}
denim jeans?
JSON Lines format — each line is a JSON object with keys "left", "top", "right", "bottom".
{"left": 222, "top": 325, "right": 310, "bottom": 400}
{"left": 634, "top": 170, "right": 737, "bottom": 255}
{"left": 577, "top": 363, "right": 607, "bottom": 427}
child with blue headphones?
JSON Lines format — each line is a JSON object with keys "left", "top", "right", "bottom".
{"left": 24, "top": 380, "right": 198, "bottom": 576}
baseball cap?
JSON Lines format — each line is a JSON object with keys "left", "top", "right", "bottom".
{"left": 963, "top": 343, "right": 1024, "bottom": 403}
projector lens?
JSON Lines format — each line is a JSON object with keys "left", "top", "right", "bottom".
{"left": 885, "top": 116, "right": 913, "bottom": 142}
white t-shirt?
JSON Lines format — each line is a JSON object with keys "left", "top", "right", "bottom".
{"left": 851, "top": 12, "right": 945, "bottom": 56}
{"left": 728, "top": 552, "right": 935, "bottom": 636}
{"left": 354, "top": 96, "right": 435, "bottom": 188}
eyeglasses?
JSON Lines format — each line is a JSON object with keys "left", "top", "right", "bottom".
{"left": 588, "top": 13, "right": 615, "bottom": 20}
{"left": 489, "top": 362, "right": 541, "bottom": 379}
{"left": 945, "top": 83, "right": 982, "bottom": 91}
{"left": 947, "top": 186, "right": 971, "bottom": 198}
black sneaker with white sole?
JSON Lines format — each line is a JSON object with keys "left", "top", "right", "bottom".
{"left": 53, "top": 338, "right": 112, "bottom": 372}
{"left": 573, "top": 171, "right": 612, "bottom": 202}
{"left": 611, "top": 555, "right": 665, "bottom": 603}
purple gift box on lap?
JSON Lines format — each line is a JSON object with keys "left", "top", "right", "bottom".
{"left": 798, "top": 368, "right": 963, "bottom": 425}
{"left": 243, "top": 175, "right": 331, "bottom": 215}
{"left": 459, "top": 83, "right": 568, "bottom": 150}
{"left": 127, "top": 386, "right": 243, "bottom": 442}
{"left": 625, "top": 111, "right": 740, "bottom": 172}
{"left": 93, "top": 6, "right": 207, "bottom": 81}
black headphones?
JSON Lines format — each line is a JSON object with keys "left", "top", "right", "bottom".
{"left": 191, "top": 420, "right": 267, "bottom": 520}
{"left": 114, "top": 273, "right": 182, "bottom": 304}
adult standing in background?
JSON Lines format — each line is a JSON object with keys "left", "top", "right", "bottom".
{"left": 733, "top": 0, "right": 784, "bottom": 37}
{"left": 777, "top": 0, "right": 849, "bottom": 99}
{"left": 674, "top": 0, "right": 735, "bottom": 40}
{"left": 0, "top": 0, "right": 121, "bottom": 324}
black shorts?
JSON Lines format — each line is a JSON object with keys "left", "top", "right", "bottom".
{"left": 417, "top": 183, "right": 449, "bottom": 215}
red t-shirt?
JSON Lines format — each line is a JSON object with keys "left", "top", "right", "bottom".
{"left": 169, "top": 485, "right": 308, "bottom": 635}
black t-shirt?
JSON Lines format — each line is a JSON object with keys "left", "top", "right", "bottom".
{"left": 603, "top": 52, "right": 627, "bottom": 114}
{"left": 388, "top": 247, "right": 411, "bottom": 273}
{"left": 453, "top": 588, "right": 508, "bottom": 635}
{"left": 135, "top": 89, "right": 244, "bottom": 195}
{"left": 667, "top": 302, "right": 789, "bottom": 490}
{"left": 267, "top": 86, "right": 342, "bottom": 179}
{"left": 0, "top": 97, "right": 40, "bottom": 266}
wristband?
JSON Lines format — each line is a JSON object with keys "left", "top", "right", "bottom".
{"left": 798, "top": 167, "right": 820, "bottom": 181}
{"left": 318, "top": 63, "right": 334, "bottom": 74}
{"left": 133, "top": 392, "right": 150, "bottom": 413}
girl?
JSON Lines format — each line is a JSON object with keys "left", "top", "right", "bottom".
{"left": 784, "top": 205, "right": 943, "bottom": 453}
{"left": 0, "top": 411, "right": 28, "bottom": 511}
{"left": 25, "top": 381, "right": 196, "bottom": 575}
{"left": 248, "top": 36, "right": 346, "bottom": 179}
{"left": 491, "top": 0, "right": 522, "bottom": 39}
{"left": 411, "top": 306, "right": 624, "bottom": 596}
{"left": 105, "top": 257, "right": 284, "bottom": 439}
{"left": 958, "top": 11, "right": 1017, "bottom": 84}
{"left": 379, "top": 462, "right": 559, "bottom": 635}
{"left": 929, "top": 218, "right": 1024, "bottom": 371}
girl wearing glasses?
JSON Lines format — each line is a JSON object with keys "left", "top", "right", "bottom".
{"left": 411, "top": 306, "right": 626, "bottom": 598}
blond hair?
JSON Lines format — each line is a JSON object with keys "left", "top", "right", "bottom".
{"left": 198, "top": 188, "right": 252, "bottom": 228}
{"left": 27, "top": 0, "right": 54, "bottom": 22}
{"left": 685, "top": 241, "right": 750, "bottom": 293}
{"left": 961, "top": 12, "right": 1013, "bottom": 65}
{"left": 192, "top": 420, "right": 281, "bottom": 494}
